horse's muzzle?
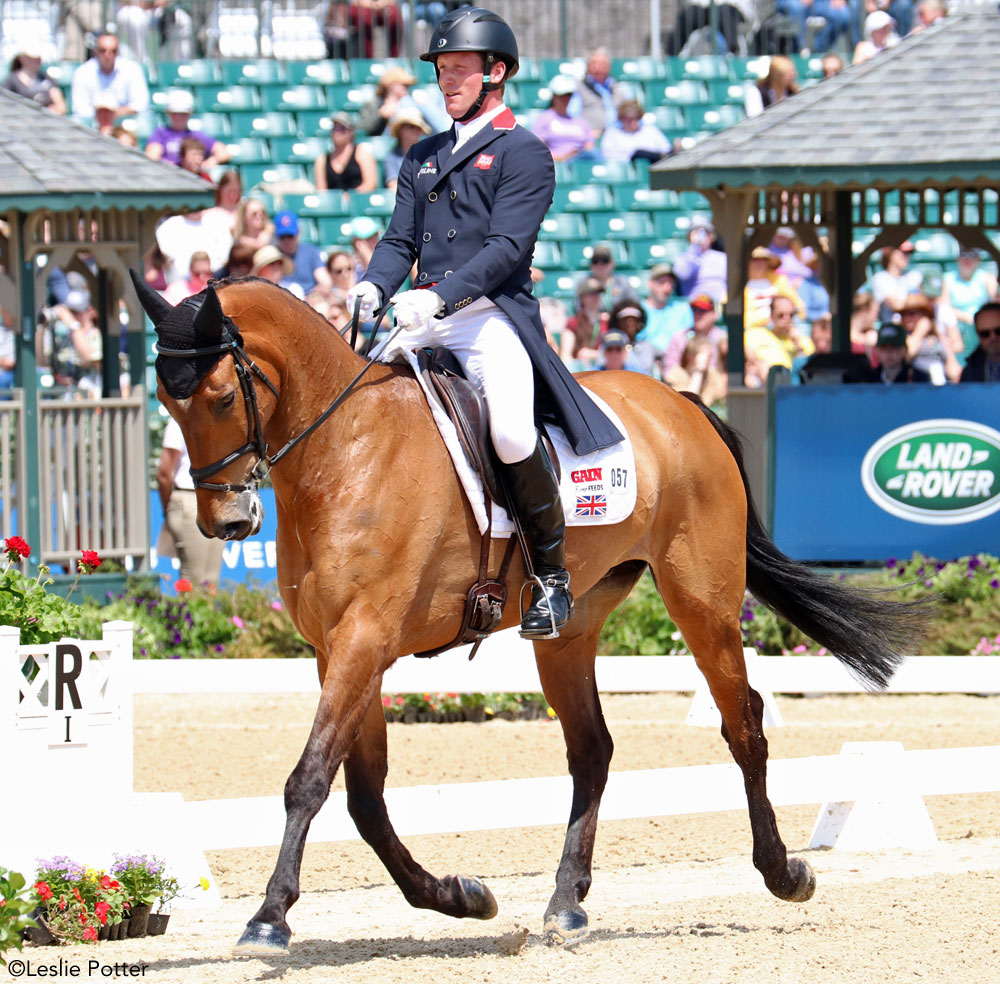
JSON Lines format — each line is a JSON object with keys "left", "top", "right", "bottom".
{"left": 206, "top": 489, "right": 263, "bottom": 540}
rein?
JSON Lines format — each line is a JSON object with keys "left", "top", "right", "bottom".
{"left": 157, "top": 301, "right": 397, "bottom": 492}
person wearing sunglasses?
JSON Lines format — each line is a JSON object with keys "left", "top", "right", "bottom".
{"left": 960, "top": 302, "right": 1000, "bottom": 382}
{"left": 313, "top": 111, "right": 378, "bottom": 196}
{"left": 70, "top": 33, "right": 149, "bottom": 123}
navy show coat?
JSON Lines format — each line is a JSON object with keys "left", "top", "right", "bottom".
{"left": 363, "top": 106, "right": 623, "bottom": 456}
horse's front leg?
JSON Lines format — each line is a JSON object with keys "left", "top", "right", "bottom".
{"left": 234, "top": 606, "right": 389, "bottom": 955}
{"left": 343, "top": 690, "right": 498, "bottom": 919}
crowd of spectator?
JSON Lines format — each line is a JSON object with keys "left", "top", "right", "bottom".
{"left": 3, "top": 3, "right": 996, "bottom": 408}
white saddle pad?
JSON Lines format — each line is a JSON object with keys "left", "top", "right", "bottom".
{"left": 402, "top": 350, "right": 637, "bottom": 536}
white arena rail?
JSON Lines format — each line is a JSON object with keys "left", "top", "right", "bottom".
{"left": 129, "top": 629, "right": 1000, "bottom": 696}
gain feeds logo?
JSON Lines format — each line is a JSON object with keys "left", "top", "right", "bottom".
{"left": 860, "top": 418, "right": 1000, "bottom": 525}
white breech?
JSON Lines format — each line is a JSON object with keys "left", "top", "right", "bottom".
{"left": 381, "top": 296, "right": 537, "bottom": 464}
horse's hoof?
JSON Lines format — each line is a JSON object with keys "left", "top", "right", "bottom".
{"left": 543, "top": 907, "right": 590, "bottom": 947}
{"left": 453, "top": 876, "right": 499, "bottom": 920}
{"left": 784, "top": 857, "right": 817, "bottom": 902}
{"left": 233, "top": 921, "right": 291, "bottom": 956}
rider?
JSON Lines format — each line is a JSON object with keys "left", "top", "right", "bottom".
{"left": 347, "top": 6, "right": 622, "bottom": 639}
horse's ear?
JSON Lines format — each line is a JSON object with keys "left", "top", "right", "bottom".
{"left": 192, "top": 282, "right": 225, "bottom": 340}
{"left": 129, "top": 267, "right": 173, "bottom": 327}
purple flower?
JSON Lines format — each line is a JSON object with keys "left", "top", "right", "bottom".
{"left": 886, "top": 558, "right": 897, "bottom": 569}
{"left": 991, "top": 579, "right": 999, "bottom": 590}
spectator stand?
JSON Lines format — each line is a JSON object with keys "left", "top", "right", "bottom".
{"left": 648, "top": 6, "right": 1000, "bottom": 549}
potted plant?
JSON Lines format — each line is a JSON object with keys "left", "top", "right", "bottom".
{"left": 31, "top": 857, "right": 100, "bottom": 944}
{"left": 109, "top": 854, "right": 164, "bottom": 938}
{"left": 1, "top": 537, "right": 103, "bottom": 646}
{"left": 1, "top": 867, "right": 39, "bottom": 966}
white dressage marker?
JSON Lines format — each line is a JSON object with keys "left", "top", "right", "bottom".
{"left": 686, "top": 648, "right": 784, "bottom": 727}
{"left": 1, "top": 623, "right": 218, "bottom": 907}
{"left": 809, "top": 741, "right": 939, "bottom": 851}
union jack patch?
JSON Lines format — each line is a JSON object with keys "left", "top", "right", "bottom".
{"left": 575, "top": 494, "right": 607, "bottom": 517}
{"left": 474, "top": 153, "right": 495, "bottom": 170}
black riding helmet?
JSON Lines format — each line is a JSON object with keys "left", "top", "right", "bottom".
{"left": 421, "top": 7, "right": 519, "bottom": 122}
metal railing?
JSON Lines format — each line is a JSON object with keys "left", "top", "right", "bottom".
{"left": 1, "top": 388, "right": 149, "bottom": 569}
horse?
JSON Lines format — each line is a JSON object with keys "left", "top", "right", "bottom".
{"left": 131, "top": 272, "right": 921, "bottom": 954}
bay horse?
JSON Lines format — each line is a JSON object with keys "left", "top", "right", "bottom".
{"left": 132, "top": 273, "right": 919, "bottom": 954}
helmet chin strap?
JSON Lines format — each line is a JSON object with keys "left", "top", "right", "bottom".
{"left": 443, "top": 53, "right": 504, "bottom": 124}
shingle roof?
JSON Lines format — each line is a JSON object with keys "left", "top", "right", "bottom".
{"left": 652, "top": 5, "right": 1000, "bottom": 191}
{"left": 0, "top": 89, "right": 215, "bottom": 211}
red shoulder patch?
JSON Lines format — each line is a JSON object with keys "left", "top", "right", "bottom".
{"left": 491, "top": 107, "right": 517, "bottom": 130}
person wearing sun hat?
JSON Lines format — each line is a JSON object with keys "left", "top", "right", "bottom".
{"left": 898, "top": 291, "right": 961, "bottom": 384}
{"left": 871, "top": 240, "right": 922, "bottom": 322}
{"left": 250, "top": 244, "right": 302, "bottom": 298}
{"left": 360, "top": 64, "right": 448, "bottom": 136}
{"left": 744, "top": 245, "right": 805, "bottom": 330}
{"left": 145, "top": 88, "right": 231, "bottom": 168}
{"left": 531, "top": 74, "right": 597, "bottom": 163}
{"left": 384, "top": 109, "right": 433, "bottom": 189}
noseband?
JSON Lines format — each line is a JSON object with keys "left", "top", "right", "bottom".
{"left": 156, "top": 304, "right": 396, "bottom": 493}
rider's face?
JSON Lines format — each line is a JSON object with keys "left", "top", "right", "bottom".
{"left": 437, "top": 51, "right": 498, "bottom": 119}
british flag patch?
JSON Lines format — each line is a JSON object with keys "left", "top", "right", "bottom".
{"left": 575, "top": 494, "right": 607, "bottom": 517}
{"left": 474, "top": 153, "right": 495, "bottom": 170}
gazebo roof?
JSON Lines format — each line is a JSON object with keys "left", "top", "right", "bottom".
{"left": 651, "top": 5, "right": 1000, "bottom": 192}
{"left": 0, "top": 89, "right": 214, "bottom": 212}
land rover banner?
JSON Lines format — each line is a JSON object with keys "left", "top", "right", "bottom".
{"left": 771, "top": 384, "right": 1000, "bottom": 562}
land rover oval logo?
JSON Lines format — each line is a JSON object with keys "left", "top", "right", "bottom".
{"left": 860, "top": 418, "right": 1000, "bottom": 525}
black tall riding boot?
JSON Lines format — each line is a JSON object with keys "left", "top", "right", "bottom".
{"left": 503, "top": 436, "right": 574, "bottom": 639}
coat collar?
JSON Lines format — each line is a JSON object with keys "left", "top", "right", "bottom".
{"left": 431, "top": 106, "right": 517, "bottom": 184}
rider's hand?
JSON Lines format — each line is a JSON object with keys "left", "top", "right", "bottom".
{"left": 391, "top": 289, "right": 445, "bottom": 332}
{"left": 346, "top": 281, "right": 381, "bottom": 321}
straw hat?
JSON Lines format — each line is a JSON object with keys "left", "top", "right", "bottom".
{"left": 749, "top": 246, "right": 781, "bottom": 269}
{"left": 376, "top": 65, "right": 417, "bottom": 96}
{"left": 389, "top": 109, "right": 432, "bottom": 140}
{"left": 251, "top": 245, "right": 294, "bottom": 277}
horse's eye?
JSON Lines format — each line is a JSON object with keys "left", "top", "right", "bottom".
{"left": 217, "top": 390, "right": 237, "bottom": 414}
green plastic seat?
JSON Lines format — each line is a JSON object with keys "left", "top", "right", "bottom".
{"left": 646, "top": 79, "right": 710, "bottom": 106}
{"left": 531, "top": 241, "right": 564, "bottom": 270}
{"left": 614, "top": 56, "right": 674, "bottom": 82}
{"left": 550, "top": 185, "right": 615, "bottom": 213}
{"left": 350, "top": 190, "right": 397, "bottom": 217}
{"left": 348, "top": 58, "right": 411, "bottom": 85}
{"left": 221, "top": 59, "right": 287, "bottom": 86}
{"left": 229, "top": 112, "right": 299, "bottom": 140}
{"left": 260, "top": 85, "right": 329, "bottom": 113}
{"left": 652, "top": 104, "right": 687, "bottom": 131}
{"left": 197, "top": 85, "right": 261, "bottom": 113}
{"left": 653, "top": 211, "right": 694, "bottom": 238}
{"left": 271, "top": 135, "right": 328, "bottom": 164}
{"left": 224, "top": 136, "right": 272, "bottom": 165}
{"left": 187, "top": 112, "right": 233, "bottom": 138}
{"left": 587, "top": 213, "right": 656, "bottom": 241}
{"left": 684, "top": 104, "right": 746, "bottom": 131}
{"left": 575, "top": 161, "right": 636, "bottom": 185}
{"left": 284, "top": 59, "right": 350, "bottom": 86}
{"left": 296, "top": 190, "right": 353, "bottom": 217}
{"left": 538, "top": 213, "right": 588, "bottom": 241}
{"left": 158, "top": 60, "right": 222, "bottom": 87}
{"left": 680, "top": 56, "right": 734, "bottom": 82}
{"left": 613, "top": 187, "right": 680, "bottom": 212}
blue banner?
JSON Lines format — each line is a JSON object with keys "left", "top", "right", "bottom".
{"left": 149, "top": 489, "right": 278, "bottom": 588}
{"left": 771, "top": 383, "right": 1000, "bottom": 562}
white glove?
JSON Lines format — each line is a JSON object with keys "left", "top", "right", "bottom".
{"left": 391, "top": 289, "right": 445, "bottom": 332}
{"left": 346, "top": 280, "right": 381, "bottom": 321}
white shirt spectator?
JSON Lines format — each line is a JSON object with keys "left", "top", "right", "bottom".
{"left": 70, "top": 45, "right": 149, "bottom": 120}
{"left": 156, "top": 211, "right": 234, "bottom": 286}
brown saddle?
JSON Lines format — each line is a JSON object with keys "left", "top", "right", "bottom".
{"left": 416, "top": 347, "right": 505, "bottom": 505}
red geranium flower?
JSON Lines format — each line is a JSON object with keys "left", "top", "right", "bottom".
{"left": 100, "top": 875, "right": 112, "bottom": 890}
{"left": 78, "top": 909, "right": 89, "bottom": 925}
{"left": 174, "top": 578, "right": 193, "bottom": 592}
{"left": 78, "top": 550, "right": 102, "bottom": 573}
{"left": 34, "top": 880, "right": 53, "bottom": 901}
{"left": 4, "top": 535, "right": 30, "bottom": 561}
{"left": 94, "top": 901, "right": 111, "bottom": 925}
{"left": 58, "top": 895, "right": 67, "bottom": 911}
{"left": 72, "top": 886, "right": 82, "bottom": 902}
{"left": 82, "top": 926, "right": 98, "bottom": 942}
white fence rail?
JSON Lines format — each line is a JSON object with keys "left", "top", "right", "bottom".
{"left": 129, "top": 630, "right": 1000, "bottom": 696}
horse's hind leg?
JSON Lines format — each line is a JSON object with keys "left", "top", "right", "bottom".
{"left": 342, "top": 689, "right": 498, "bottom": 919}
{"left": 534, "top": 560, "right": 647, "bottom": 946}
{"left": 653, "top": 563, "right": 815, "bottom": 903}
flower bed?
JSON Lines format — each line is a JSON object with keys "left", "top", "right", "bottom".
{"left": 381, "top": 692, "right": 555, "bottom": 724}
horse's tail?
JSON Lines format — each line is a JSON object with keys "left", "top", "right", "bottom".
{"left": 681, "top": 393, "right": 927, "bottom": 690}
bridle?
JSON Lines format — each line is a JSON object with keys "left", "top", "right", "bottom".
{"left": 156, "top": 302, "right": 396, "bottom": 493}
